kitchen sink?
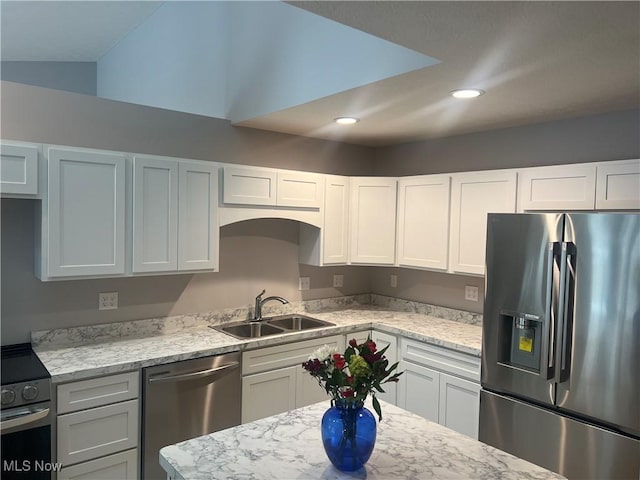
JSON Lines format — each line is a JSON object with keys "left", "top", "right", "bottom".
{"left": 213, "top": 314, "right": 334, "bottom": 339}
{"left": 217, "top": 322, "right": 285, "bottom": 339}
{"left": 264, "top": 314, "right": 334, "bottom": 331}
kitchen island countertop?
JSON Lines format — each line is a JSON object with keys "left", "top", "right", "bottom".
{"left": 33, "top": 304, "right": 482, "bottom": 383}
{"left": 159, "top": 401, "right": 565, "bottom": 480}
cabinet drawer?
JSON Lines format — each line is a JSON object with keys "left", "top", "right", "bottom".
{"left": 57, "top": 448, "right": 138, "bottom": 480}
{"left": 242, "top": 335, "right": 344, "bottom": 375}
{"left": 400, "top": 338, "right": 480, "bottom": 382}
{"left": 0, "top": 142, "right": 39, "bottom": 196}
{"left": 58, "top": 371, "right": 139, "bottom": 414}
{"left": 57, "top": 399, "right": 138, "bottom": 466}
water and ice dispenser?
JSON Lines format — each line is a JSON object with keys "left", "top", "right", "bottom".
{"left": 498, "top": 311, "right": 543, "bottom": 372}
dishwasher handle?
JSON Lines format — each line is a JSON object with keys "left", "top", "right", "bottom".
{"left": 148, "top": 361, "right": 240, "bottom": 385}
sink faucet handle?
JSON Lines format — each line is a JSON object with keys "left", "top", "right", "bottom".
{"left": 256, "top": 289, "right": 266, "bottom": 301}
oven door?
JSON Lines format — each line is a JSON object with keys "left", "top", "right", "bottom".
{"left": 1, "top": 401, "right": 53, "bottom": 479}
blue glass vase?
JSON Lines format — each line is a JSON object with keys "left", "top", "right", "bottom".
{"left": 321, "top": 399, "right": 377, "bottom": 472}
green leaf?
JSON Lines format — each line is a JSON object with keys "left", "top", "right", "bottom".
{"left": 372, "top": 395, "right": 382, "bottom": 421}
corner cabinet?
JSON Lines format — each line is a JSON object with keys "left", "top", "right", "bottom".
{"left": 396, "top": 175, "right": 451, "bottom": 270}
{"left": 449, "top": 170, "right": 517, "bottom": 275}
{"left": 132, "top": 155, "right": 219, "bottom": 274}
{"left": 0, "top": 140, "right": 39, "bottom": 197}
{"left": 241, "top": 335, "right": 344, "bottom": 423}
{"left": 37, "top": 146, "right": 127, "bottom": 280}
{"left": 397, "top": 338, "right": 481, "bottom": 439}
{"left": 349, "top": 177, "right": 397, "bottom": 265}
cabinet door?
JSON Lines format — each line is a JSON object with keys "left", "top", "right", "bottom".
{"left": 277, "top": 171, "right": 323, "bottom": 208}
{"left": 132, "top": 156, "right": 178, "bottom": 273}
{"left": 46, "top": 147, "right": 126, "bottom": 277}
{"left": 241, "top": 366, "right": 297, "bottom": 423}
{"left": 57, "top": 399, "right": 138, "bottom": 466}
{"left": 178, "top": 161, "right": 219, "bottom": 271}
{"left": 596, "top": 159, "right": 640, "bottom": 210}
{"left": 223, "top": 167, "right": 277, "bottom": 206}
{"left": 438, "top": 373, "right": 480, "bottom": 439}
{"left": 57, "top": 449, "right": 138, "bottom": 480}
{"left": 0, "top": 141, "right": 39, "bottom": 195}
{"left": 296, "top": 367, "right": 329, "bottom": 408}
{"left": 396, "top": 361, "right": 439, "bottom": 423}
{"left": 397, "top": 175, "right": 450, "bottom": 270}
{"left": 323, "top": 175, "right": 350, "bottom": 264}
{"left": 350, "top": 177, "right": 397, "bottom": 265}
{"left": 449, "top": 170, "right": 516, "bottom": 275}
{"left": 518, "top": 164, "right": 596, "bottom": 211}
{"left": 371, "top": 331, "right": 398, "bottom": 405}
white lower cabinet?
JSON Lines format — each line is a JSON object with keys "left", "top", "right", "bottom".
{"left": 56, "top": 371, "right": 140, "bottom": 478}
{"left": 397, "top": 337, "right": 481, "bottom": 439}
{"left": 241, "top": 335, "right": 344, "bottom": 423}
{"left": 57, "top": 449, "right": 138, "bottom": 480}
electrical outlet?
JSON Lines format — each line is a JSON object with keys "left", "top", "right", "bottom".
{"left": 99, "top": 292, "right": 118, "bottom": 310}
{"left": 333, "top": 274, "right": 344, "bottom": 288}
{"left": 465, "top": 285, "right": 479, "bottom": 302}
{"left": 390, "top": 275, "right": 398, "bottom": 288}
{"left": 299, "top": 277, "right": 310, "bottom": 290}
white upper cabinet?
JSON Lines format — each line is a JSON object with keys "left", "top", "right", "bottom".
{"left": 223, "top": 167, "right": 276, "bottom": 206}
{"left": 40, "top": 146, "right": 126, "bottom": 279}
{"left": 518, "top": 164, "right": 596, "bottom": 211}
{"left": 349, "top": 177, "right": 397, "bottom": 265}
{"left": 396, "top": 175, "right": 451, "bottom": 270}
{"left": 322, "top": 175, "right": 350, "bottom": 264}
{"left": 133, "top": 155, "right": 218, "bottom": 274}
{"left": 132, "top": 156, "right": 179, "bottom": 273}
{"left": 223, "top": 166, "right": 323, "bottom": 208}
{"left": 178, "top": 161, "right": 219, "bottom": 271}
{"left": 449, "top": 170, "right": 517, "bottom": 275}
{"left": 595, "top": 159, "right": 640, "bottom": 210}
{"left": 277, "top": 171, "right": 323, "bottom": 208}
{"left": 298, "top": 174, "right": 349, "bottom": 266}
{"left": 36, "top": 147, "right": 126, "bottom": 279}
{"left": 0, "top": 141, "right": 39, "bottom": 196}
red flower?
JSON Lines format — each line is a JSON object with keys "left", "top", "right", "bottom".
{"left": 342, "top": 389, "right": 355, "bottom": 398}
{"left": 367, "top": 340, "right": 377, "bottom": 353}
{"left": 349, "top": 338, "right": 358, "bottom": 348}
{"left": 333, "top": 354, "right": 346, "bottom": 370}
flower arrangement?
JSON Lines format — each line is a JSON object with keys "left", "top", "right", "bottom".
{"left": 302, "top": 337, "right": 403, "bottom": 420}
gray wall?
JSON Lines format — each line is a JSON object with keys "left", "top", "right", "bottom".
{"left": 1, "top": 62, "right": 97, "bottom": 96}
{"left": 373, "top": 109, "right": 640, "bottom": 176}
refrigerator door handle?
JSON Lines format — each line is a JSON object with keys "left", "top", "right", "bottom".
{"left": 555, "top": 242, "right": 575, "bottom": 384}
{"left": 546, "top": 242, "right": 560, "bottom": 379}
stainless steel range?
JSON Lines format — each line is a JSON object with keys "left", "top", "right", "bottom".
{"left": 1, "top": 343, "right": 53, "bottom": 479}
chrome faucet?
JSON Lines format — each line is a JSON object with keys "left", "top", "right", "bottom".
{"left": 253, "top": 289, "right": 288, "bottom": 321}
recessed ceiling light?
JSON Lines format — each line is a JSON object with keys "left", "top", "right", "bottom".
{"left": 450, "top": 89, "right": 485, "bottom": 99}
{"left": 334, "top": 117, "right": 360, "bottom": 125}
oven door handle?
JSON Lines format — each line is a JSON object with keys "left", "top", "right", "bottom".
{"left": 0, "top": 407, "right": 50, "bottom": 432}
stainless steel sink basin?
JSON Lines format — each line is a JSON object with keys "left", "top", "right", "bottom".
{"left": 217, "top": 322, "right": 285, "bottom": 339}
{"left": 265, "top": 314, "right": 334, "bottom": 331}
{"left": 212, "top": 314, "right": 334, "bottom": 339}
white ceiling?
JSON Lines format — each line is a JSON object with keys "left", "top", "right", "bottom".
{"left": 1, "top": 1, "right": 639, "bottom": 146}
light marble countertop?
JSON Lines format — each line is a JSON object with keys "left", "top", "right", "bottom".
{"left": 159, "top": 401, "right": 564, "bottom": 480}
{"left": 33, "top": 297, "right": 482, "bottom": 383}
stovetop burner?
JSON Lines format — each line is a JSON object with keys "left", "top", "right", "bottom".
{"left": 1, "top": 343, "right": 51, "bottom": 410}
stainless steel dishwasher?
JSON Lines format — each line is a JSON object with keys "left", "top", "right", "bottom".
{"left": 141, "top": 352, "right": 241, "bottom": 479}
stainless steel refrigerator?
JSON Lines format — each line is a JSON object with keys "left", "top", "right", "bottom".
{"left": 479, "top": 213, "right": 640, "bottom": 480}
